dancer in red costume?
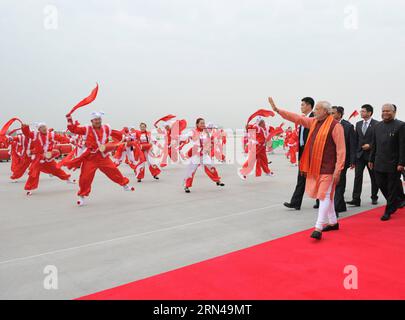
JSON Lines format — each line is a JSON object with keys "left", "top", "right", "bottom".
{"left": 284, "top": 127, "right": 293, "bottom": 151}
{"left": 66, "top": 111, "right": 134, "bottom": 206}
{"left": 9, "top": 130, "right": 32, "bottom": 181}
{"left": 182, "top": 118, "right": 225, "bottom": 193}
{"left": 156, "top": 123, "right": 172, "bottom": 168}
{"left": 154, "top": 114, "right": 176, "bottom": 168}
{"left": 286, "top": 129, "right": 298, "bottom": 166}
{"left": 135, "top": 123, "right": 161, "bottom": 182}
{"left": 154, "top": 115, "right": 188, "bottom": 168}
{"left": 207, "top": 123, "right": 227, "bottom": 163}
{"left": 57, "top": 121, "right": 87, "bottom": 171}
{"left": 242, "top": 124, "right": 251, "bottom": 154}
{"left": 21, "top": 122, "right": 75, "bottom": 195}
{"left": 113, "top": 126, "right": 145, "bottom": 177}
{"left": 238, "top": 114, "right": 274, "bottom": 180}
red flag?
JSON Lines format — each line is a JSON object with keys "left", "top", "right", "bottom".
{"left": 154, "top": 114, "right": 176, "bottom": 127}
{"left": 177, "top": 119, "right": 187, "bottom": 133}
{"left": 247, "top": 109, "right": 275, "bottom": 125}
{"left": 0, "top": 117, "right": 23, "bottom": 136}
{"left": 171, "top": 119, "right": 188, "bottom": 136}
{"left": 268, "top": 123, "right": 284, "bottom": 140}
{"left": 67, "top": 83, "right": 99, "bottom": 116}
{"left": 348, "top": 110, "right": 359, "bottom": 121}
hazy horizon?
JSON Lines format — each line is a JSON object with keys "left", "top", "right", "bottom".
{"left": 1, "top": 0, "right": 405, "bottom": 130}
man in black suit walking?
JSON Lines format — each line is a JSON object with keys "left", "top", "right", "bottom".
{"left": 283, "top": 97, "right": 315, "bottom": 210}
{"left": 369, "top": 103, "right": 405, "bottom": 221}
{"left": 331, "top": 106, "right": 356, "bottom": 215}
{"left": 347, "top": 104, "right": 379, "bottom": 206}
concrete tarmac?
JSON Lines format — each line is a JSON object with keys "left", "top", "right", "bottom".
{"left": 0, "top": 151, "right": 376, "bottom": 299}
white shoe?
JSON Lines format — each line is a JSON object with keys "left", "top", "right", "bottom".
{"left": 66, "top": 178, "right": 76, "bottom": 184}
{"left": 266, "top": 172, "right": 275, "bottom": 177}
{"left": 77, "top": 196, "right": 85, "bottom": 206}
{"left": 237, "top": 170, "right": 247, "bottom": 181}
{"left": 26, "top": 191, "right": 33, "bottom": 196}
{"left": 123, "top": 185, "right": 135, "bottom": 191}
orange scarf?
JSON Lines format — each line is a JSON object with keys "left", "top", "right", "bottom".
{"left": 299, "top": 115, "right": 334, "bottom": 178}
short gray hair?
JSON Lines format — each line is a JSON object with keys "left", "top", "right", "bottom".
{"left": 317, "top": 101, "right": 332, "bottom": 114}
{"left": 382, "top": 103, "right": 396, "bottom": 111}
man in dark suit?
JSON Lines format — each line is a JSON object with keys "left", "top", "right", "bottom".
{"left": 346, "top": 104, "right": 379, "bottom": 206}
{"left": 331, "top": 106, "right": 356, "bottom": 214}
{"left": 369, "top": 103, "right": 405, "bottom": 221}
{"left": 283, "top": 97, "right": 315, "bottom": 210}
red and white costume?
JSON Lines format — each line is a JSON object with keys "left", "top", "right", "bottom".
{"left": 113, "top": 128, "right": 146, "bottom": 176}
{"left": 239, "top": 121, "right": 273, "bottom": 178}
{"left": 9, "top": 132, "right": 32, "bottom": 180}
{"left": 66, "top": 114, "right": 131, "bottom": 199}
{"left": 208, "top": 125, "right": 227, "bottom": 162}
{"left": 57, "top": 122, "right": 87, "bottom": 171}
{"left": 156, "top": 126, "right": 173, "bottom": 167}
{"left": 22, "top": 124, "right": 72, "bottom": 192}
{"left": 286, "top": 130, "right": 298, "bottom": 165}
{"left": 154, "top": 117, "right": 187, "bottom": 167}
{"left": 284, "top": 129, "right": 292, "bottom": 151}
{"left": 135, "top": 129, "right": 161, "bottom": 180}
{"left": 182, "top": 127, "right": 221, "bottom": 188}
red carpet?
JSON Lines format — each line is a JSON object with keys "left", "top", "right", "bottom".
{"left": 79, "top": 206, "right": 405, "bottom": 300}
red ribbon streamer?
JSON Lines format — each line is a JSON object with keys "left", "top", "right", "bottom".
{"left": 154, "top": 114, "right": 176, "bottom": 127}
{"left": 0, "top": 117, "right": 23, "bottom": 136}
{"left": 247, "top": 109, "right": 275, "bottom": 125}
{"left": 67, "top": 83, "right": 99, "bottom": 116}
{"left": 348, "top": 110, "right": 359, "bottom": 120}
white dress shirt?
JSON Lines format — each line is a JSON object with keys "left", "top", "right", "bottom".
{"left": 299, "top": 112, "right": 312, "bottom": 147}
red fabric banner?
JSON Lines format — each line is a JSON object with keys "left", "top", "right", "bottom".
{"left": 154, "top": 114, "right": 176, "bottom": 127}
{"left": 348, "top": 110, "right": 359, "bottom": 121}
{"left": 67, "top": 83, "right": 99, "bottom": 116}
{"left": 0, "top": 117, "right": 23, "bottom": 136}
{"left": 247, "top": 109, "right": 275, "bottom": 125}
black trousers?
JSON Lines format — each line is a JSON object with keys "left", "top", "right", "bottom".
{"left": 352, "top": 157, "right": 379, "bottom": 202}
{"left": 374, "top": 171, "right": 405, "bottom": 215}
{"left": 289, "top": 171, "right": 306, "bottom": 208}
{"left": 334, "top": 168, "right": 348, "bottom": 213}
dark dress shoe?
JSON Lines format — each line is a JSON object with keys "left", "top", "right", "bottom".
{"left": 372, "top": 199, "right": 378, "bottom": 205}
{"left": 322, "top": 223, "right": 339, "bottom": 232}
{"left": 310, "top": 230, "right": 322, "bottom": 240}
{"left": 184, "top": 187, "right": 191, "bottom": 193}
{"left": 381, "top": 213, "right": 391, "bottom": 221}
{"left": 346, "top": 200, "right": 360, "bottom": 206}
{"left": 283, "top": 202, "right": 300, "bottom": 210}
{"left": 216, "top": 182, "right": 225, "bottom": 187}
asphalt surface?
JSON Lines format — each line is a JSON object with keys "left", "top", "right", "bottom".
{"left": 0, "top": 150, "right": 376, "bottom": 299}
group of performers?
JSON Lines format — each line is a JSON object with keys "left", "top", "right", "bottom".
{"left": 0, "top": 83, "right": 238, "bottom": 206}
{"left": 0, "top": 115, "right": 232, "bottom": 204}
{"left": 1, "top": 86, "right": 295, "bottom": 207}
{"left": 3, "top": 85, "right": 403, "bottom": 240}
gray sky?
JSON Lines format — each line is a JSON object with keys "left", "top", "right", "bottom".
{"left": 1, "top": 0, "right": 404, "bottom": 130}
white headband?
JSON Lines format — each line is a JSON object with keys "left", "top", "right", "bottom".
{"left": 256, "top": 116, "right": 264, "bottom": 124}
{"left": 35, "top": 122, "right": 47, "bottom": 129}
{"left": 90, "top": 111, "right": 105, "bottom": 120}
